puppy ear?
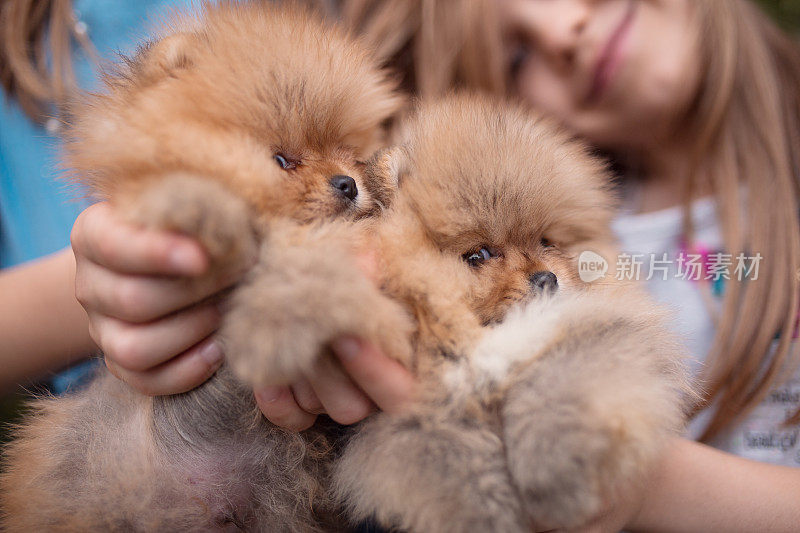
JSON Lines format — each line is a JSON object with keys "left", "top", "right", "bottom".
{"left": 359, "top": 147, "right": 408, "bottom": 210}
{"left": 130, "top": 33, "right": 197, "bottom": 83}
{"left": 365, "top": 146, "right": 410, "bottom": 190}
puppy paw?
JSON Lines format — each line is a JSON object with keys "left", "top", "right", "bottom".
{"left": 502, "top": 402, "right": 618, "bottom": 528}
{"left": 501, "top": 343, "right": 684, "bottom": 529}
{"left": 221, "top": 264, "right": 341, "bottom": 386}
{"left": 222, "top": 221, "right": 412, "bottom": 387}
{"left": 481, "top": 291, "right": 689, "bottom": 529}
{"left": 121, "top": 173, "right": 258, "bottom": 269}
{"left": 334, "top": 413, "right": 530, "bottom": 533}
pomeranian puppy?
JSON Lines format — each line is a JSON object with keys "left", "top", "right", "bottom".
{"left": 220, "top": 94, "right": 690, "bottom": 532}
{"left": 0, "top": 1, "right": 404, "bottom": 531}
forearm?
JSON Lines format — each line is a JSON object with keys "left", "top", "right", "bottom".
{"left": 629, "top": 438, "right": 800, "bottom": 532}
{"left": 0, "top": 248, "right": 96, "bottom": 392}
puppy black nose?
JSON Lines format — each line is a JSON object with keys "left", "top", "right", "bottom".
{"left": 530, "top": 271, "right": 558, "bottom": 294}
{"left": 330, "top": 175, "right": 358, "bottom": 201}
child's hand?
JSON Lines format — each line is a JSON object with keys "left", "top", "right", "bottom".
{"left": 254, "top": 337, "right": 416, "bottom": 431}
{"left": 254, "top": 245, "right": 415, "bottom": 431}
{"left": 71, "top": 202, "right": 238, "bottom": 395}
{"left": 74, "top": 204, "right": 415, "bottom": 425}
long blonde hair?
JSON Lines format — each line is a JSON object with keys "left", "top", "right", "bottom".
{"left": 338, "top": 0, "right": 506, "bottom": 98}
{"left": 684, "top": 0, "right": 800, "bottom": 440}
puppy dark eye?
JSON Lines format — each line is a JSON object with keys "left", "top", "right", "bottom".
{"left": 540, "top": 237, "right": 555, "bottom": 248}
{"left": 274, "top": 153, "right": 298, "bottom": 170}
{"left": 509, "top": 42, "right": 529, "bottom": 79}
{"left": 463, "top": 247, "right": 494, "bottom": 268}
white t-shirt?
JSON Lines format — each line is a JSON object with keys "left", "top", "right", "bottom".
{"left": 613, "top": 199, "right": 800, "bottom": 466}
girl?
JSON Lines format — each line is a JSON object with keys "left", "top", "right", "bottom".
{"left": 11, "top": 0, "right": 800, "bottom": 530}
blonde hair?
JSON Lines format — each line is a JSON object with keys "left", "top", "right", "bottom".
{"left": 338, "top": 0, "right": 506, "bottom": 98}
{"left": 683, "top": 0, "right": 800, "bottom": 441}
{"left": 0, "top": 0, "right": 94, "bottom": 121}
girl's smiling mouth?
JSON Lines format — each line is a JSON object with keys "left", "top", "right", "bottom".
{"left": 585, "top": 0, "right": 638, "bottom": 105}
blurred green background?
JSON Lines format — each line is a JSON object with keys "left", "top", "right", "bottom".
{"left": 757, "top": 0, "right": 800, "bottom": 30}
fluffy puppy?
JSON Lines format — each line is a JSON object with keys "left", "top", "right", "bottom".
{"left": 222, "top": 94, "right": 691, "bottom": 532}
{"left": 0, "top": 2, "right": 402, "bottom": 531}
{"left": 68, "top": 1, "right": 399, "bottom": 227}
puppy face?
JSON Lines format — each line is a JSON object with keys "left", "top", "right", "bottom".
{"left": 377, "top": 95, "right": 617, "bottom": 327}
{"left": 68, "top": 2, "right": 402, "bottom": 221}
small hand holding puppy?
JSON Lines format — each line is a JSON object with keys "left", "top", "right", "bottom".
{"left": 71, "top": 201, "right": 415, "bottom": 429}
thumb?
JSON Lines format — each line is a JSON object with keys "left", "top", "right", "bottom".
{"left": 331, "top": 337, "right": 415, "bottom": 414}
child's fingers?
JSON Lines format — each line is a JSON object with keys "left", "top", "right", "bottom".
{"left": 75, "top": 258, "right": 239, "bottom": 323}
{"left": 331, "top": 337, "right": 415, "bottom": 415}
{"left": 255, "top": 385, "right": 318, "bottom": 431}
{"left": 104, "top": 335, "right": 224, "bottom": 396}
{"left": 305, "top": 356, "right": 376, "bottom": 425}
{"left": 71, "top": 202, "right": 207, "bottom": 276}
{"left": 289, "top": 378, "right": 325, "bottom": 414}
{"left": 254, "top": 342, "right": 412, "bottom": 429}
{"left": 93, "top": 303, "right": 221, "bottom": 372}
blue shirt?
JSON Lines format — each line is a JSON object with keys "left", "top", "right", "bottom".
{"left": 0, "top": 0, "right": 195, "bottom": 268}
{"left": 1, "top": 0, "right": 196, "bottom": 392}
